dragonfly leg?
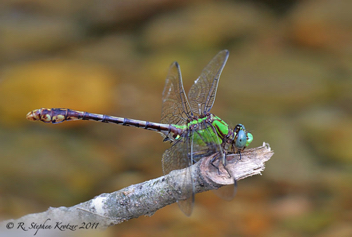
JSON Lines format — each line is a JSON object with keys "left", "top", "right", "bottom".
{"left": 210, "top": 153, "right": 232, "bottom": 178}
{"left": 222, "top": 161, "right": 232, "bottom": 179}
{"left": 163, "top": 137, "right": 170, "bottom": 142}
{"left": 210, "top": 154, "right": 221, "bottom": 175}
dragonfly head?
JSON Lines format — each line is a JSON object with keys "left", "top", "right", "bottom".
{"left": 233, "top": 124, "right": 253, "bottom": 151}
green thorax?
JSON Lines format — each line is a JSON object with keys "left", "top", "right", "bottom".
{"left": 172, "top": 114, "right": 229, "bottom": 146}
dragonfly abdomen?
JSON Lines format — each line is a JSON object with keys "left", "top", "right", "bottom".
{"left": 26, "top": 108, "right": 180, "bottom": 134}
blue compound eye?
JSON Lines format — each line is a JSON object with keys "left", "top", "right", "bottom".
{"left": 235, "top": 129, "right": 247, "bottom": 149}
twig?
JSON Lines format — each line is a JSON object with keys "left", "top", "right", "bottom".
{"left": 1, "top": 143, "right": 273, "bottom": 234}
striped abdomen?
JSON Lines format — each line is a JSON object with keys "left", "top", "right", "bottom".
{"left": 26, "top": 108, "right": 182, "bottom": 136}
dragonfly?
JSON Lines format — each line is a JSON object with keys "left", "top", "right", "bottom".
{"left": 26, "top": 50, "right": 253, "bottom": 216}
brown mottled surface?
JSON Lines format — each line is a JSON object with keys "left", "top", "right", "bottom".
{"left": 0, "top": 0, "right": 351, "bottom": 236}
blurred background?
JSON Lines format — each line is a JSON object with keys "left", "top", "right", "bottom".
{"left": 0, "top": 0, "right": 351, "bottom": 236}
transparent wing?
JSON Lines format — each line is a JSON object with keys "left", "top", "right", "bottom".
{"left": 162, "top": 132, "right": 194, "bottom": 216}
{"left": 212, "top": 150, "right": 239, "bottom": 201}
{"left": 195, "top": 120, "right": 237, "bottom": 201}
{"left": 161, "top": 62, "right": 193, "bottom": 126}
{"left": 188, "top": 50, "right": 229, "bottom": 116}
{"left": 161, "top": 120, "right": 236, "bottom": 216}
{"left": 213, "top": 183, "right": 237, "bottom": 201}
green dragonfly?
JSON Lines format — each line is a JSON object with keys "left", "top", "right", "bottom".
{"left": 26, "top": 50, "right": 253, "bottom": 216}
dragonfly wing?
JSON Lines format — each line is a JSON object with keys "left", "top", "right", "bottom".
{"left": 161, "top": 62, "right": 192, "bottom": 126}
{"left": 212, "top": 183, "right": 237, "bottom": 201}
{"left": 195, "top": 120, "right": 237, "bottom": 201}
{"left": 162, "top": 133, "right": 194, "bottom": 216}
{"left": 188, "top": 50, "right": 229, "bottom": 116}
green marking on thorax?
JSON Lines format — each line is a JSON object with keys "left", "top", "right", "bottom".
{"left": 212, "top": 115, "right": 229, "bottom": 137}
{"left": 172, "top": 114, "right": 230, "bottom": 146}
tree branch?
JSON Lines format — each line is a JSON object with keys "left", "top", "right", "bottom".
{"left": 1, "top": 143, "right": 273, "bottom": 234}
